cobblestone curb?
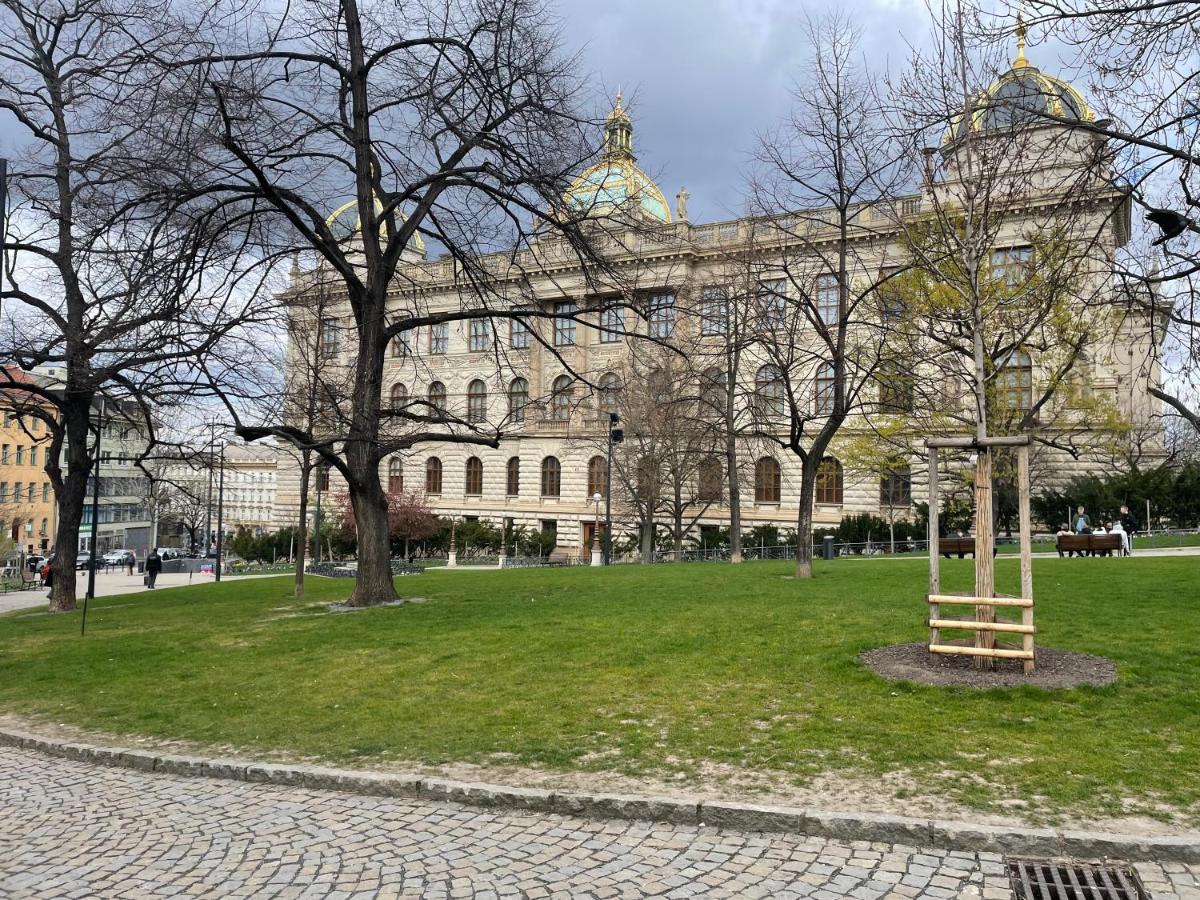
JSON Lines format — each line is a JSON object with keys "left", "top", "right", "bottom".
{"left": 3, "top": 725, "right": 1197, "bottom": 863}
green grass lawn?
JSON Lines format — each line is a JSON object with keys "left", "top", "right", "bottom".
{"left": 1, "top": 556, "right": 1197, "bottom": 823}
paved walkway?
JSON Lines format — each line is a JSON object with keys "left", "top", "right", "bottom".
{"left": 1, "top": 748, "right": 1198, "bottom": 899}
{"left": 0, "top": 570, "right": 278, "bottom": 615}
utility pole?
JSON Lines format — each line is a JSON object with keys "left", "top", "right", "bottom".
{"left": 82, "top": 397, "right": 106, "bottom": 636}
{"left": 215, "top": 442, "right": 225, "bottom": 582}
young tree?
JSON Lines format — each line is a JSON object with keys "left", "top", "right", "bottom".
{"left": 745, "top": 13, "right": 907, "bottom": 579}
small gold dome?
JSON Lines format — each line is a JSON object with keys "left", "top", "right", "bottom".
{"left": 326, "top": 198, "right": 427, "bottom": 256}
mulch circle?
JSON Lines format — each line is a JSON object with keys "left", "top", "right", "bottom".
{"left": 861, "top": 641, "right": 1117, "bottom": 689}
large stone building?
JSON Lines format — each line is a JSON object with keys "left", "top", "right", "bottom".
{"left": 0, "top": 368, "right": 57, "bottom": 556}
{"left": 276, "top": 46, "right": 1164, "bottom": 557}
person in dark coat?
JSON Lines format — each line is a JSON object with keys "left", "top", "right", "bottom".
{"left": 145, "top": 551, "right": 162, "bottom": 589}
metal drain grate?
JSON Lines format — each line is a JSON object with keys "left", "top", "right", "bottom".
{"left": 1007, "top": 859, "right": 1149, "bottom": 900}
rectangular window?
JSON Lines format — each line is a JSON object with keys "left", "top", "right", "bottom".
{"left": 817, "top": 275, "right": 839, "bottom": 325}
{"left": 0, "top": 445, "right": 7, "bottom": 464}
{"left": 648, "top": 292, "right": 675, "bottom": 339}
{"left": 510, "top": 312, "right": 530, "bottom": 349}
{"left": 29, "top": 446, "right": 37, "bottom": 466}
{"left": 554, "top": 301, "right": 577, "bottom": 347}
{"left": 319, "top": 317, "right": 341, "bottom": 357}
{"left": 757, "top": 279, "right": 786, "bottom": 328}
{"left": 469, "top": 318, "right": 492, "bottom": 352}
{"left": 26, "top": 483, "right": 34, "bottom": 502}
{"left": 15, "top": 446, "right": 24, "bottom": 465}
{"left": 390, "top": 332, "right": 411, "bottom": 358}
{"left": 429, "top": 322, "right": 449, "bottom": 355}
{"left": 42, "top": 483, "right": 50, "bottom": 502}
{"left": 0, "top": 483, "right": 6, "bottom": 503}
{"left": 598, "top": 304, "right": 624, "bottom": 343}
{"left": 700, "top": 288, "right": 728, "bottom": 336}
{"left": 991, "top": 247, "right": 1033, "bottom": 288}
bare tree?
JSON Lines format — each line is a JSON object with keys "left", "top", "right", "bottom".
{"left": 745, "top": 13, "right": 907, "bottom": 579}
{"left": 0, "top": 0, "right": 267, "bottom": 611}
{"left": 160, "top": 0, "right": 676, "bottom": 605}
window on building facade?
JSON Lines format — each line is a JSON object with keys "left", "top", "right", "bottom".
{"left": 700, "top": 367, "right": 726, "bottom": 418}
{"left": 428, "top": 381, "right": 447, "bottom": 416}
{"left": 15, "top": 446, "right": 23, "bottom": 465}
{"left": 877, "top": 361, "right": 914, "bottom": 413}
{"left": 757, "top": 279, "right": 786, "bottom": 329}
{"left": 469, "top": 318, "right": 492, "bottom": 352}
{"left": 29, "top": 446, "right": 37, "bottom": 466}
{"left": 814, "top": 362, "right": 836, "bottom": 415}
{"left": 554, "top": 301, "right": 577, "bottom": 346}
{"left": 587, "top": 456, "right": 608, "bottom": 497}
{"left": 0, "top": 445, "right": 7, "bottom": 463}
{"left": 755, "top": 457, "right": 781, "bottom": 503}
{"left": 878, "top": 266, "right": 906, "bottom": 322}
{"left": 816, "top": 457, "right": 844, "bottom": 504}
{"left": 755, "top": 365, "right": 787, "bottom": 417}
{"left": 391, "top": 332, "right": 411, "bottom": 358}
{"left": 425, "top": 457, "right": 443, "bottom": 494}
{"left": 551, "top": 375, "right": 573, "bottom": 421}
{"left": 879, "top": 466, "right": 912, "bottom": 508}
{"left": 506, "top": 456, "right": 520, "bottom": 496}
{"left": 429, "top": 322, "right": 449, "bottom": 355}
{"left": 0, "top": 482, "right": 7, "bottom": 502}
{"left": 599, "top": 304, "right": 624, "bottom": 343}
{"left": 540, "top": 456, "right": 561, "bottom": 497}
{"left": 319, "top": 317, "right": 342, "bottom": 357}
{"left": 42, "top": 483, "right": 49, "bottom": 502}
{"left": 991, "top": 246, "right": 1033, "bottom": 288}
{"left": 648, "top": 292, "right": 675, "bottom": 339}
{"left": 388, "top": 458, "right": 403, "bottom": 493}
{"left": 390, "top": 383, "right": 408, "bottom": 409}
{"left": 510, "top": 312, "right": 530, "bottom": 349}
{"left": 817, "top": 274, "right": 839, "bottom": 325}
{"left": 698, "top": 457, "right": 723, "bottom": 502}
{"left": 598, "top": 373, "right": 621, "bottom": 414}
{"left": 508, "top": 378, "right": 528, "bottom": 423}
{"left": 700, "top": 287, "right": 728, "bottom": 336}
{"left": 467, "top": 379, "right": 487, "bottom": 423}
{"left": 995, "top": 350, "right": 1034, "bottom": 415}
{"left": 27, "top": 483, "right": 34, "bottom": 502}
{"left": 465, "top": 457, "right": 483, "bottom": 495}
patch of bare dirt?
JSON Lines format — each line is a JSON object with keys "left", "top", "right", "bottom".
{"left": 861, "top": 642, "right": 1117, "bottom": 689}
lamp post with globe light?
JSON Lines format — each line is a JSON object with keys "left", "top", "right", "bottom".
{"left": 591, "top": 492, "right": 603, "bottom": 567}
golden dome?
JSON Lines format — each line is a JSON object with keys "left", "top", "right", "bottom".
{"left": 947, "top": 21, "right": 1094, "bottom": 142}
{"left": 326, "top": 198, "right": 427, "bottom": 256}
{"left": 561, "top": 91, "right": 672, "bottom": 225}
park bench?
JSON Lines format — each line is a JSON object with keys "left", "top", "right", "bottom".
{"left": 938, "top": 536, "right": 997, "bottom": 559}
{"left": 1056, "top": 533, "right": 1122, "bottom": 557}
{"left": 390, "top": 562, "right": 423, "bottom": 576}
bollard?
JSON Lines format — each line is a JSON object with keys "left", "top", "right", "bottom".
{"left": 823, "top": 535, "right": 835, "bottom": 560}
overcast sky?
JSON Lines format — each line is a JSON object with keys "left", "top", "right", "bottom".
{"left": 554, "top": 0, "right": 933, "bottom": 224}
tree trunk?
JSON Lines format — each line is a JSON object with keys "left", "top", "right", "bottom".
{"left": 725, "top": 428, "right": 742, "bottom": 564}
{"left": 294, "top": 451, "right": 311, "bottom": 597}
{"left": 794, "top": 468, "right": 818, "bottom": 579}
{"left": 46, "top": 402, "right": 92, "bottom": 613}
{"left": 640, "top": 519, "right": 655, "bottom": 564}
{"left": 342, "top": 449, "right": 399, "bottom": 607}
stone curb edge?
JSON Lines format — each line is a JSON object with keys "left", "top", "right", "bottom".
{"left": 2, "top": 726, "right": 1196, "bottom": 863}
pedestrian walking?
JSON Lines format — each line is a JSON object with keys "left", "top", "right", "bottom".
{"left": 145, "top": 550, "right": 162, "bottom": 589}
{"left": 127, "top": 550, "right": 136, "bottom": 576}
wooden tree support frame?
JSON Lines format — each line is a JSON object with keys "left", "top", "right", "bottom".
{"left": 926, "top": 437, "right": 1036, "bottom": 675}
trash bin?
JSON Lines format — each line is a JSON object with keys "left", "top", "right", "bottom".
{"left": 137, "top": 561, "right": 145, "bottom": 573}
{"left": 822, "top": 535, "right": 835, "bottom": 560}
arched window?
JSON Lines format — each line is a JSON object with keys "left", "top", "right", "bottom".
{"left": 598, "top": 372, "right": 622, "bottom": 414}
{"left": 756, "top": 365, "right": 786, "bottom": 417}
{"left": 587, "top": 456, "right": 608, "bottom": 498}
{"left": 506, "top": 456, "right": 520, "bottom": 496}
{"left": 877, "top": 361, "right": 914, "bottom": 413}
{"left": 698, "top": 457, "right": 723, "bottom": 502}
{"left": 425, "top": 457, "right": 443, "bottom": 494}
{"left": 814, "top": 362, "right": 836, "bottom": 415}
{"left": 755, "top": 457, "right": 781, "bottom": 503}
{"left": 816, "top": 457, "right": 844, "bottom": 505}
{"left": 508, "top": 378, "right": 529, "bottom": 423}
{"left": 428, "top": 381, "right": 447, "bottom": 416}
{"left": 388, "top": 458, "right": 403, "bottom": 493}
{"left": 39, "top": 517, "right": 48, "bottom": 535}
{"left": 879, "top": 465, "right": 912, "bottom": 508}
{"left": 996, "top": 350, "right": 1034, "bottom": 414}
{"left": 465, "top": 456, "right": 483, "bottom": 495}
{"left": 390, "top": 383, "right": 408, "bottom": 410}
{"left": 540, "top": 456, "right": 561, "bottom": 497}
{"left": 700, "top": 367, "right": 725, "bottom": 417}
{"left": 551, "top": 375, "right": 573, "bottom": 421}
{"left": 467, "top": 379, "right": 487, "bottom": 424}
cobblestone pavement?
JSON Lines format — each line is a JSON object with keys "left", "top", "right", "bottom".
{"left": 2, "top": 747, "right": 1198, "bottom": 900}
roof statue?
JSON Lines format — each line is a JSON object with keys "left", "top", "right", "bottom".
{"left": 675, "top": 187, "right": 690, "bottom": 222}
{"left": 560, "top": 90, "right": 672, "bottom": 224}
{"left": 946, "top": 17, "right": 1094, "bottom": 143}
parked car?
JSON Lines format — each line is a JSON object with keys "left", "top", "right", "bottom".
{"left": 155, "top": 548, "right": 182, "bottom": 561}
{"left": 102, "top": 549, "right": 134, "bottom": 566}
{"left": 26, "top": 554, "right": 46, "bottom": 573}
{"left": 76, "top": 553, "right": 95, "bottom": 571}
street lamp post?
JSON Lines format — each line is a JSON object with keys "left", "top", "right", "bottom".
{"left": 497, "top": 519, "right": 507, "bottom": 569}
{"left": 447, "top": 518, "right": 458, "bottom": 568}
{"left": 81, "top": 397, "right": 106, "bottom": 636}
{"left": 591, "top": 493, "right": 603, "bottom": 567}
{"left": 214, "top": 443, "right": 225, "bottom": 582}
{"left": 604, "top": 412, "right": 623, "bottom": 565}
